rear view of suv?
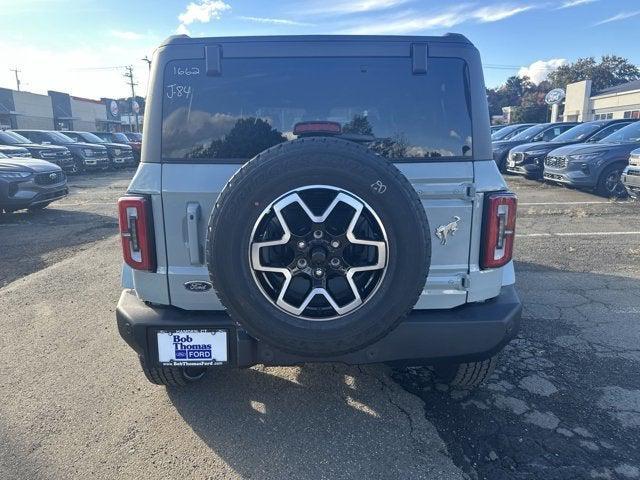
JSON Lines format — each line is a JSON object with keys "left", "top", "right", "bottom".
{"left": 116, "top": 34, "right": 521, "bottom": 388}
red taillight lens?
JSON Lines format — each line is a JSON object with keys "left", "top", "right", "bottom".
{"left": 118, "top": 196, "right": 156, "bottom": 271}
{"left": 293, "top": 121, "right": 342, "bottom": 136}
{"left": 481, "top": 193, "right": 517, "bottom": 269}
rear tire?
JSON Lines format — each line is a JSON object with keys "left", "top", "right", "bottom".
{"left": 434, "top": 356, "right": 498, "bottom": 389}
{"left": 139, "top": 356, "right": 206, "bottom": 387}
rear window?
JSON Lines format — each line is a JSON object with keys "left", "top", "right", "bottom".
{"left": 161, "top": 56, "right": 473, "bottom": 162}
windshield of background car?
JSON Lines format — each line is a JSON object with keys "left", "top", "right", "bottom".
{"left": 551, "top": 122, "right": 603, "bottom": 143}
{"left": 491, "top": 124, "right": 526, "bottom": 141}
{"left": 6, "top": 131, "right": 33, "bottom": 143}
{"left": 79, "top": 132, "right": 107, "bottom": 143}
{"left": 0, "top": 131, "right": 24, "bottom": 145}
{"left": 125, "top": 132, "right": 142, "bottom": 141}
{"left": 509, "top": 124, "right": 548, "bottom": 142}
{"left": 600, "top": 121, "right": 640, "bottom": 144}
{"left": 47, "top": 131, "right": 76, "bottom": 143}
{"left": 161, "top": 56, "right": 473, "bottom": 162}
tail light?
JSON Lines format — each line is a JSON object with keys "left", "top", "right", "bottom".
{"left": 118, "top": 196, "right": 156, "bottom": 271}
{"left": 293, "top": 121, "right": 342, "bottom": 136}
{"left": 481, "top": 192, "right": 517, "bottom": 269}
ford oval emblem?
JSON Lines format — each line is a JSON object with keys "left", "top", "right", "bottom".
{"left": 184, "top": 281, "right": 213, "bottom": 292}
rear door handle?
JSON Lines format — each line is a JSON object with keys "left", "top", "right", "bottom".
{"left": 186, "top": 202, "right": 201, "bottom": 265}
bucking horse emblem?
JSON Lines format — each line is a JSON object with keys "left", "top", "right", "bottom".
{"left": 435, "top": 216, "right": 461, "bottom": 245}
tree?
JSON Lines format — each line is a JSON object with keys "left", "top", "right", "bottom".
{"left": 486, "top": 75, "right": 549, "bottom": 122}
{"left": 342, "top": 114, "right": 374, "bottom": 136}
{"left": 194, "top": 117, "right": 286, "bottom": 159}
{"left": 547, "top": 55, "right": 640, "bottom": 92}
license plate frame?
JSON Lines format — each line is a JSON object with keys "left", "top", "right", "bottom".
{"left": 156, "top": 329, "right": 228, "bottom": 366}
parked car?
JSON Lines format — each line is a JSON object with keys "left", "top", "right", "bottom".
{"left": 622, "top": 148, "right": 640, "bottom": 198}
{"left": 92, "top": 131, "right": 141, "bottom": 162}
{"left": 0, "top": 144, "right": 31, "bottom": 158}
{"left": 492, "top": 122, "right": 578, "bottom": 172}
{"left": 13, "top": 130, "right": 109, "bottom": 173}
{"left": 124, "top": 132, "right": 142, "bottom": 142}
{"left": 0, "top": 152, "right": 68, "bottom": 213}
{"left": 506, "top": 120, "right": 634, "bottom": 179}
{"left": 0, "top": 130, "right": 75, "bottom": 172}
{"left": 64, "top": 131, "right": 135, "bottom": 169}
{"left": 544, "top": 121, "right": 640, "bottom": 197}
{"left": 116, "top": 34, "right": 522, "bottom": 388}
{"left": 491, "top": 123, "right": 536, "bottom": 141}
{"left": 491, "top": 125, "right": 507, "bottom": 135}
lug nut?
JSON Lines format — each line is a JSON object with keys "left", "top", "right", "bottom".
{"left": 297, "top": 258, "right": 308, "bottom": 269}
{"left": 330, "top": 258, "right": 341, "bottom": 267}
{"left": 331, "top": 240, "right": 340, "bottom": 248}
{"left": 297, "top": 241, "right": 307, "bottom": 249}
{"left": 314, "top": 268, "right": 324, "bottom": 278}
{"left": 313, "top": 230, "right": 323, "bottom": 239}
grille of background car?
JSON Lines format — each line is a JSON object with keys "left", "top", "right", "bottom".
{"left": 34, "top": 171, "right": 66, "bottom": 185}
{"left": 545, "top": 156, "right": 567, "bottom": 168}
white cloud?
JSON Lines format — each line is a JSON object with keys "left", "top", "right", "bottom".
{"left": 178, "top": 0, "right": 231, "bottom": 25}
{"left": 344, "top": 3, "right": 535, "bottom": 34}
{"left": 518, "top": 58, "right": 567, "bottom": 84}
{"left": 239, "top": 16, "right": 313, "bottom": 26}
{"left": 110, "top": 30, "right": 144, "bottom": 41}
{"left": 317, "top": 0, "right": 409, "bottom": 14}
{"left": 176, "top": 0, "right": 230, "bottom": 34}
{"left": 558, "top": 0, "right": 597, "bottom": 8}
{"left": 593, "top": 10, "right": 640, "bottom": 26}
{"left": 472, "top": 5, "right": 534, "bottom": 22}
{"left": 176, "top": 23, "right": 190, "bottom": 35}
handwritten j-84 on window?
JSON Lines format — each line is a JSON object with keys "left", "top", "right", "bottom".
{"left": 166, "top": 84, "right": 193, "bottom": 100}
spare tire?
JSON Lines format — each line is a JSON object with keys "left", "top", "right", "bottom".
{"left": 207, "top": 137, "right": 431, "bottom": 357}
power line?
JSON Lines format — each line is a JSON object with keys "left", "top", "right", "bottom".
{"left": 123, "top": 65, "right": 140, "bottom": 133}
{"left": 9, "top": 67, "right": 21, "bottom": 91}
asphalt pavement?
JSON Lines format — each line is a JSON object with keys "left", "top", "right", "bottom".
{"left": 0, "top": 170, "right": 638, "bottom": 479}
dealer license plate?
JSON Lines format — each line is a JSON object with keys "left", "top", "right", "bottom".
{"left": 157, "top": 329, "right": 227, "bottom": 366}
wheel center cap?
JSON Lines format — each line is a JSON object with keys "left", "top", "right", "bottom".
{"left": 310, "top": 247, "right": 327, "bottom": 265}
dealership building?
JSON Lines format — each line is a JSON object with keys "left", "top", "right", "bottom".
{"left": 0, "top": 87, "right": 142, "bottom": 132}
{"left": 562, "top": 79, "right": 640, "bottom": 122}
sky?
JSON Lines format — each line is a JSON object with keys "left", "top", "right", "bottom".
{"left": 1, "top": 0, "right": 639, "bottom": 99}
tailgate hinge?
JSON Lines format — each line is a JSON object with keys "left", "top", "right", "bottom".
{"left": 460, "top": 274, "right": 471, "bottom": 290}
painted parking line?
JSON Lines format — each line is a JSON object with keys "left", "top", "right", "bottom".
{"left": 518, "top": 231, "right": 640, "bottom": 238}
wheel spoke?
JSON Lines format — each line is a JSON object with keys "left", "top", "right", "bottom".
{"left": 249, "top": 186, "right": 388, "bottom": 320}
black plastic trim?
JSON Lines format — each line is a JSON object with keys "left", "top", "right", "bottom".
{"left": 116, "top": 285, "right": 522, "bottom": 368}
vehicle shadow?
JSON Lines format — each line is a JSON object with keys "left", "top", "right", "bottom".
{"left": 167, "top": 363, "right": 457, "bottom": 480}
{"left": 0, "top": 207, "right": 118, "bottom": 286}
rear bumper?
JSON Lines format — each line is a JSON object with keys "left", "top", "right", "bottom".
{"left": 116, "top": 285, "right": 522, "bottom": 368}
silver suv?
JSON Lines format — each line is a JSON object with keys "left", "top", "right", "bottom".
{"left": 116, "top": 34, "right": 522, "bottom": 389}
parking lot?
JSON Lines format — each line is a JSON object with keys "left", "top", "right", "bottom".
{"left": 0, "top": 171, "right": 638, "bottom": 479}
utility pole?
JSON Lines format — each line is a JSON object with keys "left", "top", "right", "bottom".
{"left": 141, "top": 56, "right": 152, "bottom": 71}
{"left": 123, "top": 65, "right": 140, "bottom": 132}
{"left": 9, "top": 67, "right": 21, "bottom": 91}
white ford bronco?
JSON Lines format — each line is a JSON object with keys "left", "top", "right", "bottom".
{"left": 116, "top": 34, "right": 521, "bottom": 388}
